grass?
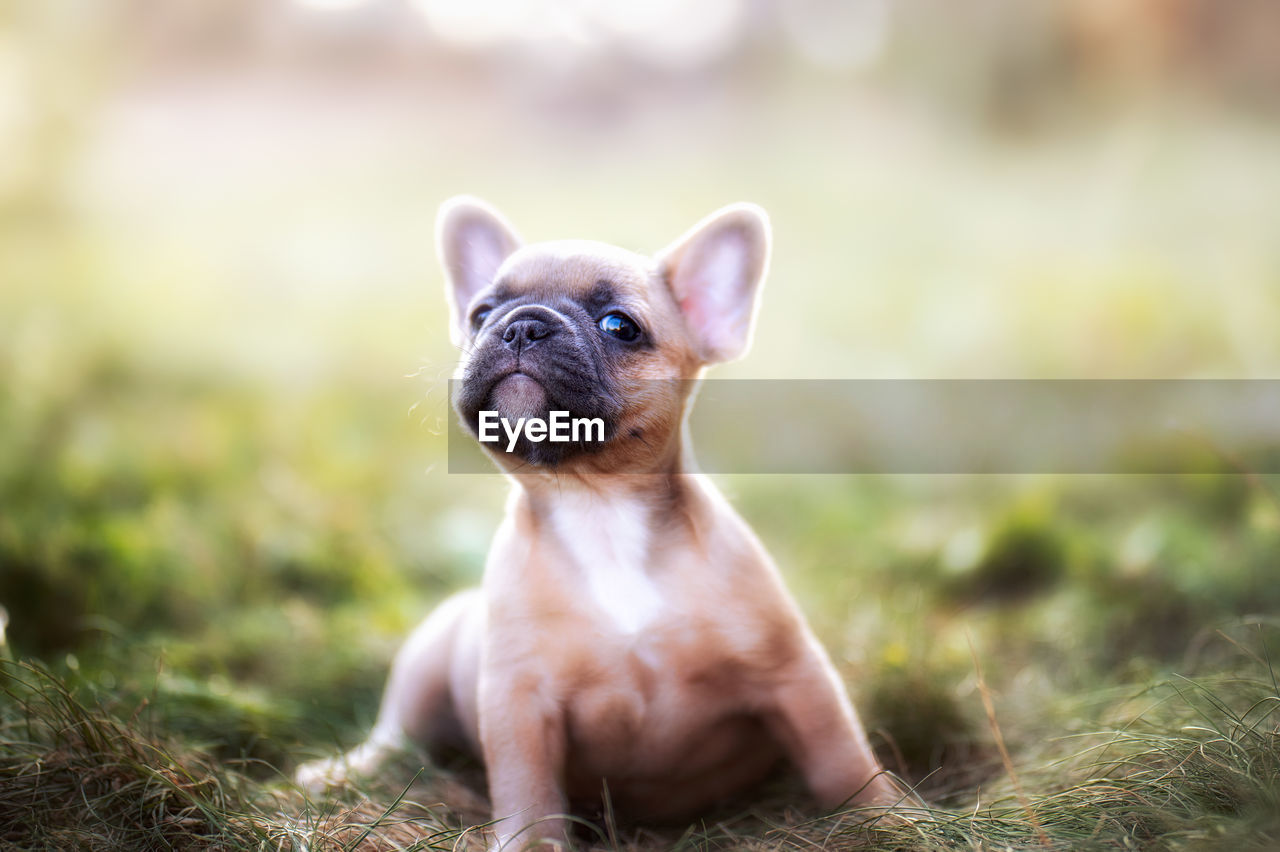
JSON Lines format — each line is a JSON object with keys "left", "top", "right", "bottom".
{"left": 0, "top": 658, "right": 479, "bottom": 850}
{"left": 2, "top": 625, "right": 1278, "bottom": 850}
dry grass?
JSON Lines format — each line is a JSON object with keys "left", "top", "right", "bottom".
{"left": 3, "top": 624, "right": 1278, "bottom": 851}
{"left": 0, "top": 659, "right": 480, "bottom": 851}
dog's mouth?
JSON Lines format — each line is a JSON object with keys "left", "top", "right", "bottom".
{"left": 454, "top": 360, "right": 621, "bottom": 467}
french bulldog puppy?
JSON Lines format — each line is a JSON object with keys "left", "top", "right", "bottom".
{"left": 297, "top": 198, "right": 901, "bottom": 849}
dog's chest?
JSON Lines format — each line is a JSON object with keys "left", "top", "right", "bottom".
{"left": 548, "top": 492, "right": 664, "bottom": 635}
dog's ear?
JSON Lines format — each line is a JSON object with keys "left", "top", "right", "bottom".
{"left": 437, "top": 196, "right": 522, "bottom": 345}
{"left": 656, "top": 203, "right": 770, "bottom": 364}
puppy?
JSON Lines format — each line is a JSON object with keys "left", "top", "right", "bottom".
{"left": 297, "top": 198, "right": 901, "bottom": 849}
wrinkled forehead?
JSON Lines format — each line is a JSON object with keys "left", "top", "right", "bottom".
{"left": 493, "top": 240, "right": 654, "bottom": 299}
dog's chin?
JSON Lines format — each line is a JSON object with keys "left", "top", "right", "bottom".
{"left": 481, "top": 370, "right": 550, "bottom": 427}
{"left": 457, "top": 371, "right": 616, "bottom": 468}
{"left": 488, "top": 373, "right": 546, "bottom": 421}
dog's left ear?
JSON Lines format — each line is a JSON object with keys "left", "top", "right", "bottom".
{"left": 437, "top": 196, "right": 523, "bottom": 346}
{"left": 656, "top": 203, "right": 771, "bottom": 364}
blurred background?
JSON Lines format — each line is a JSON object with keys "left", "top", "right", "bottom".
{"left": 2, "top": 0, "right": 1279, "bottom": 800}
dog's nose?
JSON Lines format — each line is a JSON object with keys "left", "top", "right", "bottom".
{"left": 502, "top": 317, "right": 556, "bottom": 351}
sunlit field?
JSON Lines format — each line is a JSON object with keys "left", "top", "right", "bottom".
{"left": 3, "top": 1, "right": 1280, "bottom": 849}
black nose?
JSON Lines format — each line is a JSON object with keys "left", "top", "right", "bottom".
{"left": 501, "top": 316, "right": 556, "bottom": 351}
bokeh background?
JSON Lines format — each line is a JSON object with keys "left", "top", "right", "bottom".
{"left": 2, "top": 0, "right": 1280, "bottom": 845}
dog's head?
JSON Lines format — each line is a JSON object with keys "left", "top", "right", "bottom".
{"left": 439, "top": 197, "right": 770, "bottom": 472}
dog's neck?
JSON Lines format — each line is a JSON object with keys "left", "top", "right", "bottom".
{"left": 513, "top": 470, "right": 693, "bottom": 521}
{"left": 497, "top": 472, "right": 695, "bottom": 636}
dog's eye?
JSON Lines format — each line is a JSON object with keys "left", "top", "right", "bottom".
{"left": 598, "top": 312, "right": 641, "bottom": 342}
{"left": 471, "top": 306, "right": 493, "bottom": 331}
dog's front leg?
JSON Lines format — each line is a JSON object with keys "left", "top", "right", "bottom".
{"left": 480, "top": 675, "right": 570, "bottom": 851}
{"left": 766, "top": 635, "right": 900, "bottom": 810}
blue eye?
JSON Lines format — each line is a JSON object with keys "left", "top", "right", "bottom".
{"left": 598, "top": 312, "right": 641, "bottom": 342}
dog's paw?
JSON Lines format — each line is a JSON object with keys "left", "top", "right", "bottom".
{"left": 294, "top": 755, "right": 356, "bottom": 794}
{"left": 295, "top": 733, "right": 403, "bottom": 794}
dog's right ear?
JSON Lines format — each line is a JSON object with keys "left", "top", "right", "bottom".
{"left": 656, "top": 203, "right": 770, "bottom": 364}
{"left": 437, "top": 196, "right": 522, "bottom": 345}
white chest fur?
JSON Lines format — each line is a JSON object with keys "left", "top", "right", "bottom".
{"left": 549, "top": 492, "right": 664, "bottom": 635}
